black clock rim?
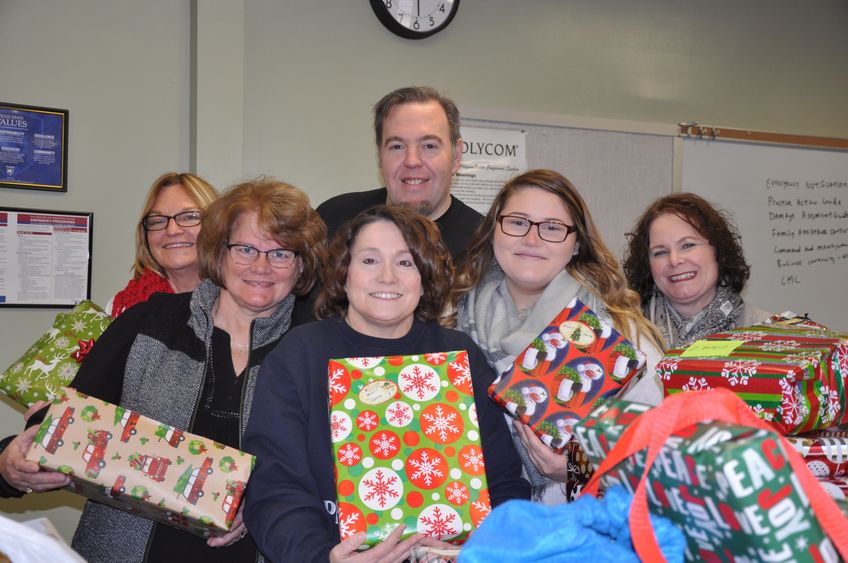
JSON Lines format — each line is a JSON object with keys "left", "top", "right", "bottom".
{"left": 369, "top": 0, "right": 460, "bottom": 40}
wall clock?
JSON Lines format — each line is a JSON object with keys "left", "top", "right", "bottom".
{"left": 370, "top": 0, "right": 460, "bottom": 40}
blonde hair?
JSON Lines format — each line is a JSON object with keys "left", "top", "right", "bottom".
{"left": 452, "top": 169, "right": 664, "bottom": 351}
{"left": 133, "top": 172, "right": 218, "bottom": 279}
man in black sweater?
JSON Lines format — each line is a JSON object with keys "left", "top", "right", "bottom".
{"left": 318, "top": 85, "right": 482, "bottom": 258}
{"left": 296, "top": 86, "right": 483, "bottom": 324}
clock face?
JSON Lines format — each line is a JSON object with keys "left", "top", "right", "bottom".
{"left": 370, "top": 0, "right": 460, "bottom": 40}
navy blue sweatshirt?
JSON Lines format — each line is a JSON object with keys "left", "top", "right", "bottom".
{"left": 243, "top": 316, "right": 529, "bottom": 562}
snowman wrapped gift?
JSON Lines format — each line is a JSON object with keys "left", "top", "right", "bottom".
{"left": 489, "top": 298, "right": 646, "bottom": 453}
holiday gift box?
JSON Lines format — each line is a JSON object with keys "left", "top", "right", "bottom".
{"left": 25, "top": 388, "right": 254, "bottom": 537}
{"left": 489, "top": 297, "right": 646, "bottom": 453}
{"left": 785, "top": 429, "right": 848, "bottom": 479}
{"left": 1, "top": 301, "right": 112, "bottom": 408}
{"left": 563, "top": 439, "right": 594, "bottom": 501}
{"left": 574, "top": 392, "right": 848, "bottom": 561}
{"left": 329, "top": 351, "right": 491, "bottom": 547}
{"left": 658, "top": 322, "right": 848, "bottom": 434}
{"left": 817, "top": 476, "right": 848, "bottom": 502}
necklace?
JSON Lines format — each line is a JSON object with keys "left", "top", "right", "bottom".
{"left": 230, "top": 339, "right": 249, "bottom": 354}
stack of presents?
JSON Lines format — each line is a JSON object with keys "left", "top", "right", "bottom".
{"left": 4, "top": 299, "right": 848, "bottom": 560}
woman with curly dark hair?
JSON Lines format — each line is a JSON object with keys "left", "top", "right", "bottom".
{"left": 244, "top": 205, "right": 529, "bottom": 562}
{"left": 623, "top": 192, "right": 769, "bottom": 349}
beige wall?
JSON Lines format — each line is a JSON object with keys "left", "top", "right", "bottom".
{"left": 2, "top": 0, "right": 847, "bottom": 543}
{"left": 0, "top": 0, "right": 191, "bottom": 542}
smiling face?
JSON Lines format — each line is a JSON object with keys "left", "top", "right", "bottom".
{"left": 218, "top": 210, "right": 302, "bottom": 318}
{"left": 344, "top": 220, "right": 423, "bottom": 339}
{"left": 493, "top": 187, "right": 579, "bottom": 310}
{"left": 145, "top": 184, "right": 202, "bottom": 287}
{"left": 379, "top": 101, "right": 462, "bottom": 220}
{"left": 648, "top": 212, "right": 720, "bottom": 318}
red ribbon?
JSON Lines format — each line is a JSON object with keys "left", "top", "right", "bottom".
{"left": 72, "top": 339, "right": 95, "bottom": 362}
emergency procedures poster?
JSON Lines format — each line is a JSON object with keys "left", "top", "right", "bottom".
{"left": 0, "top": 208, "right": 92, "bottom": 306}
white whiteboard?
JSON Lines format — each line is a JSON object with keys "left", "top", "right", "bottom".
{"left": 464, "top": 117, "right": 674, "bottom": 259}
{"left": 681, "top": 138, "right": 848, "bottom": 331}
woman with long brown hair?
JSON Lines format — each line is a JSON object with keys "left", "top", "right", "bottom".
{"left": 452, "top": 169, "right": 664, "bottom": 504}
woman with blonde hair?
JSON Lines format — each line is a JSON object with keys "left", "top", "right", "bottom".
{"left": 452, "top": 169, "right": 664, "bottom": 504}
{"left": 108, "top": 172, "right": 219, "bottom": 317}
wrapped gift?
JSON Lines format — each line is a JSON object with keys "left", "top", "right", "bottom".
{"left": 25, "top": 388, "right": 254, "bottom": 537}
{"left": 785, "top": 429, "right": 848, "bottom": 478}
{"left": 409, "top": 545, "right": 460, "bottom": 563}
{"left": 489, "top": 297, "right": 646, "bottom": 453}
{"left": 329, "top": 351, "right": 490, "bottom": 547}
{"left": 563, "top": 439, "right": 594, "bottom": 501}
{"left": 817, "top": 476, "right": 848, "bottom": 502}
{"left": 658, "top": 323, "right": 848, "bottom": 434}
{"left": 574, "top": 396, "right": 842, "bottom": 561}
{"left": 1, "top": 301, "right": 112, "bottom": 407}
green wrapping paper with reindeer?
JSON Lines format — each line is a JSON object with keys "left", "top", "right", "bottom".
{"left": 488, "top": 297, "right": 646, "bottom": 453}
{"left": 1, "top": 300, "right": 112, "bottom": 407}
{"left": 25, "top": 388, "right": 254, "bottom": 537}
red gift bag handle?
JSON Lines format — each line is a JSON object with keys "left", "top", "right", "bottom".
{"left": 582, "top": 388, "right": 848, "bottom": 562}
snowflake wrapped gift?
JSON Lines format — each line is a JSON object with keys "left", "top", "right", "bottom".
{"left": 658, "top": 323, "right": 848, "bottom": 434}
{"left": 328, "top": 351, "right": 491, "bottom": 548}
{"left": 1, "top": 300, "right": 112, "bottom": 408}
{"left": 25, "top": 388, "right": 254, "bottom": 537}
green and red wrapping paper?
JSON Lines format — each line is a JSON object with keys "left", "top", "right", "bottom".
{"left": 659, "top": 323, "right": 848, "bottom": 434}
{"left": 489, "top": 298, "right": 646, "bottom": 453}
{"left": 25, "top": 388, "right": 254, "bottom": 537}
{"left": 328, "top": 351, "right": 491, "bottom": 547}
{"left": 574, "top": 396, "right": 844, "bottom": 561}
{"left": 1, "top": 301, "right": 112, "bottom": 407}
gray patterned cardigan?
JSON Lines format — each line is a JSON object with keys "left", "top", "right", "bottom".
{"left": 66, "top": 280, "right": 291, "bottom": 562}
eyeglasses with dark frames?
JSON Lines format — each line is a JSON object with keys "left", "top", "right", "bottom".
{"left": 226, "top": 243, "right": 298, "bottom": 268}
{"left": 497, "top": 214, "right": 577, "bottom": 243}
{"left": 142, "top": 211, "right": 202, "bottom": 231}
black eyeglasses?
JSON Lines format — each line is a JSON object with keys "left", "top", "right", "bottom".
{"left": 227, "top": 244, "right": 298, "bottom": 269}
{"left": 497, "top": 214, "right": 577, "bottom": 243}
{"left": 142, "top": 211, "right": 202, "bottom": 231}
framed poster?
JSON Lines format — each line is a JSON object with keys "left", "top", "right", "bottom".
{"left": 0, "top": 102, "right": 69, "bottom": 192}
{"left": 0, "top": 207, "right": 93, "bottom": 307}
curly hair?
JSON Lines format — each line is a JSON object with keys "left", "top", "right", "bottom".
{"left": 452, "top": 169, "right": 663, "bottom": 350}
{"left": 197, "top": 177, "right": 326, "bottom": 296}
{"left": 134, "top": 172, "right": 218, "bottom": 279}
{"left": 315, "top": 205, "right": 453, "bottom": 325}
{"left": 623, "top": 192, "right": 750, "bottom": 304}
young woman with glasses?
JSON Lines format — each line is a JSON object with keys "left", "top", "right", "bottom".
{"left": 450, "top": 169, "right": 664, "bottom": 505}
{"left": 107, "top": 172, "right": 219, "bottom": 317}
